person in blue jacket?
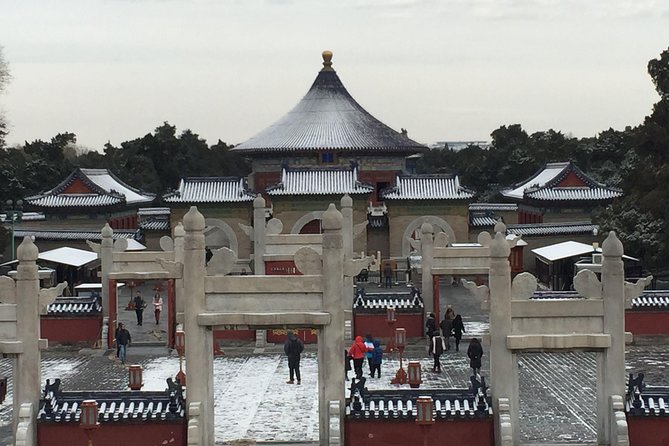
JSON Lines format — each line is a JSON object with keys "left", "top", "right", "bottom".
{"left": 370, "top": 339, "right": 383, "bottom": 378}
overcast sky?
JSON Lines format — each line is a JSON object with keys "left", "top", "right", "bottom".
{"left": 1, "top": 0, "right": 668, "bottom": 150}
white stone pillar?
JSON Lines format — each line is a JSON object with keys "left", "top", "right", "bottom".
{"left": 420, "top": 223, "right": 435, "bottom": 317}
{"left": 600, "top": 231, "right": 625, "bottom": 444}
{"left": 174, "top": 222, "right": 185, "bottom": 324}
{"left": 488, "top": 231, "right": 518, "bottom": 445}
{"left": 183, "top": 206, "right": 214, "bottom": 446}
{"left": 253, "top": 195, "right": 266, "bottom": 275}
{"left": 15, "top": 237, "right": 40, "bottom": 444}
{"left": 319, "top": 203, "right": 345, "bottom": 444}
{"left": 100, "top": 223, "right": 114, "bottom": 320}
{"left": 341, "top": 194, "right": 354, "bottom": 341}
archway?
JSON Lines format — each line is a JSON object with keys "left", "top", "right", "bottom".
{"left": 401, "top": 216, "right": 456, "bottom": 257}
{"left": 204, "top": 218, "right": 239, "bottom": 253}
{"left": 291, "top": 211, "right": 324, "bottom": 234}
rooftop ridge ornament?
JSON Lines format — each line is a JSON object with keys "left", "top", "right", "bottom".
{"left": 321, "top": 50, "right": 334, "bottom": 71}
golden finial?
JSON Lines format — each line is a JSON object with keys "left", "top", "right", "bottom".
{"left": 321, "top": 50, "right": 333, "bottom": 71}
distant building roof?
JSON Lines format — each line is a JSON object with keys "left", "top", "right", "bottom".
{"left": 137, "top": 207, "right": 171, "bottom": 232}
{"left": 14, "top": 229, "right": 138, "bottom": 242}
{"left": 469, "top": 203, "right": 518, "bottom": 212}
{"left": 507, "top": 222, "right": 598, "bottom": 237}
{"left": 500, "top": 162, "right": 622, "bottom": 203}
{"left": 231, "top": 51, "right": 427, "bottom": 155}
{"left": 46, "top": 295, "right": 102, "bottom": 316}
{"left": 25, "top": 168, "right": 155, "bottom": 209}
{"left": 353, "top": 289, "right": 424, "bottom": 311}
{"left": 381, "top": 174, "right": 474, "bottom": 200}
{"left": 266, "top": 166, "right": 373, "bottom": 196}
{"left": 163, "top": 177, "right": 255, "bottom": 203}
{"left": 0, "top": 212, "right": 45, "bottom": 222}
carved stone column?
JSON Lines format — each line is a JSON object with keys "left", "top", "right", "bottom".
{"left": 15, "top": 237, "right": 40, "bottom": 444}
{"left": 319, "top": 204, "right": 345, "bottom": 444}
{"left": 183, "top": 206, "right": 213, "bottom": 446}
{"left": 600, "top": 231, "right": 625, "bottom": 444}
{"left": 100, "top": 223, "right": 113, "bottom": 320}
{"left": 253, "top": 195, "right": 266, "bottom": 275}
{"left": 420, "top": 223, "right": 435, "bottom": 316}
{"left": 341, "top": 194, "right": 354, "bottom": 341}
{"left": 173, "top": 222, "right": 185, "bottom": 324}
{"left": 488, "top": 231, "right": 518, "bottom": 445}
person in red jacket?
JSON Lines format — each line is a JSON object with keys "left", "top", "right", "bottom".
{"left": 348, "top": 336, "right": 367, "bottom": 380}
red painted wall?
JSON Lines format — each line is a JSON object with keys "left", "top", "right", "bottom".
{"left": 41, "top": 317, "right": 102, "bottom": 344}
{"left": 627, "top": 417, "right": 669, "bottom": 446}
{"left": 625, "top": 311, "right": 669, "bottom": 335}
{"left": 38, "top": 422, "right": 186, "bottom": 446}
{"left": 354, "top": 313, "right": 424, "bottom": 339}
{"left": 267, "top": 328, "right": 318, "bottom": 344}
{"left": 345, "top": 418, "right": 494, "bottom": 446}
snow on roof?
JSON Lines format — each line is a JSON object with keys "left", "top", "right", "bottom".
{"left": 231, "top": 52, "right": 427, "bottom": 155}
{"left": 80, "top": 168, "right": 154, "bottom": 204}
{"left": 381, "top": 175, "right": 474, "bottom": 200}
{"left": 163, "top": 177, "right": 255, "bottom": 203}
{"left": 38, "top": 247, "right": 99, "bottom": 267}
{"left": 125, "top": 239, "right": 146, "bottom": 251}
{"left": 532, "top": 241, "right": 595, "bottom": 262}
{"left": 266, "top": 167, "right": 374, "bottom": 196}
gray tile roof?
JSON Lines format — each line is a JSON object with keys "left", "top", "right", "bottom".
{"left": 38, "top": 379, "right": 185, "bottom": 423}
{"left": 626, "top": 386, "right": 669, "bottom": 417}
{"left": 500, "top": 162, "right": 622, "bottom": 202}
{"left": 353, "top": 289, "right": 424, "bottom": 310}
{"left": 139, "top": 219, "right": 170, "bottom": 231}
{"left": 469, "top": 203, "right": 518, "bottom": 212}
{"left": 630, "top": 290, "right": 669, "bottom": 309}
{"left": 46, "top": 296, "right": 102, "bottom": 316}
{"left": 470, "top": 215, "right": 499, "bottom": 227}
{"left": 137, "top": 207, "right": 171, "bottom": 216}
{"left": 26, "top": 168, "right": 155, "bottom": 208}
{"left": 347, "top": 389, "right": 492, "bottom": 420}
{"left": 14, "top": 229, "right": 138, "bottom": 241}
{"left": 231, "top": 53, "right": 427, "bottom": 155}
{"left": 506, "top": 222, "right": 598, "bottom": 237}
{"left": 266, "top": 167, "right": 374, "bottom": 196}
{"left": 163, "top": 177, "right": 255, "bottom": 203}
{"left": 381, "top": 175, "right": 474, "bottom": 200}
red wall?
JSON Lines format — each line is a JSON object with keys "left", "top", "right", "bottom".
{"left": 38, "top": 422, "right": 186, "bottom": 446}
{"left": 625, "top": 312, "right": 669, "bottom": 335}
{"left": 627, "top": 417, "right": 669, "bottom": 446}
{"left": 41, "top": 317, "right": 102, "bottom": 344}
{"left": 345, "top": 418, "right": 494, "bottom": 446}
{"left": 354, "top": 313, "right": 424, "bottom": 339}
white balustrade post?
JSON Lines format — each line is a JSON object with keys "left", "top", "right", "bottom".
{"left": 420, "top": 223, "right": 435, "bottom": 316}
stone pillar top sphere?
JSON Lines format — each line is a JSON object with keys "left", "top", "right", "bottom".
{"left": 340, "top": 194, "right": 353, "bottom": 208}
{"left": 254, "top": 194, "right": 266, "bottom": 208}
{"left": 17, "top": 236, "right": 38, "bottom": 262}
{"left": 490, "top": 231, "right": 511, "bottom": 258}
{"left": 183, "top": 206, "right": 205, "bottom": 231}
{"left": 421, "top": 223, "right": 434, "bottom": 235}
{"left": 101, "top": 223, "right": 113, "bottom": 237}
{"left": 494, "top": 221, "right": 507, "bottom": 234}
{"left": 602, "top": 231, "right": 623, "bottom": 257}
{"left": 173, "top": 222, "right": 185, "bottom": 237}
{"left": 322, "top": 203, "right": 343, "bottom": 230}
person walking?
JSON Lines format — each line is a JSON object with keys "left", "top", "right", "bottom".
{"left": 114, "top": 322, "right": 122, "bottom": 358}
{"left": 348, "top": 336, "right": 367, "bottom": 380}
{"left": 284, "top": 331, "right": 304, "bottom": 384}
{"left": 383, "top": 263, "right": 393, "bottom": 288}
{"left": 370, "top": 340, "right": 383, "bottom": 378}
{"left": 425, "top": 312, "right": 437, "bottom": 339}
{"left": 452, "top": 314, "right": 466, "bottom": 352}
{"left": 115, "top": 322, "right": 131, "bottom": 364}
{"left": 429, "top": 330, "right": 447, "bottom": 373}
{"left": 467, "top": 338, "right": 484, "bottom": 377}
{"left": 345, "top": 349, "right": 352, "bottom": 381}
{"left": 133, "top": 291, "right": 146, "bottom": 326}
{"left": 152, "top": 292, "right": 163, "bottom": 325}
{"left": 364, "top": 334, "right": 375, "bottom": 376}
{"left": 439, "top": 313, "right": 454, "bottom": 350}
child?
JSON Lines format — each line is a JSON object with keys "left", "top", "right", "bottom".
{"left": 370, "top": 340, "right": 383, "bottom": 378}
{"left": 364, "top": 334, "right": 375, "bottom": 376}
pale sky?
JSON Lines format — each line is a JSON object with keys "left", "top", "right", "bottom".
{"left": 1, "top": 0, "right": 668, "bottom": 151}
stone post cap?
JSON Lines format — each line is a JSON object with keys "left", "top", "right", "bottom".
{"left": 254, "top": 194, "right": 266, "bottom": 208}
{"left": 494, "top": 221, "right": 507, "bottom": 234}
{"left": 17, "top": 236, "right": 38, "bottom": 262}
{"left": 490, "top": 232, "right": 510, "bottom": 258}
{"left": 101, "top": 223, "right": 113, "bottom": 238}
{"left": 602, "top": 231, "right": 623, "bottom": 257}
{"left": 183, "top": 206, "right": 205, "bottom": 231}
{"left": 322, "top": 203, "right": 343, "bottom": 230}
{"left": 421, "top": 223, "right": 433, "bottom": 235}
{"left": 173, "top": 222, "right": 185, "bottom": 237}
{"left": 340, "top": 194, "right": 353, "bottom": 208}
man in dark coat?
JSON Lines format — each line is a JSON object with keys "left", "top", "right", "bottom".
{"left": 467, "top": 338, "right": 484, "bottom": 376}
{"left": 439, "top": 314, "right": 454, "bottom": 350}
{"left": 284, "top": 331, "right": 304, "bottom": 384}
{"left": 116, "top": 323, "right": 131, "bottom": 364}
{"left": 133, "top": 292, "right": 145, "bottom": 326}
{"left": 425, "top": 313, "right": 437, "bottom": 339}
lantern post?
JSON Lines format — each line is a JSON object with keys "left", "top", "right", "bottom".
{"left": 80, "top": 399, "right": 99, "bottom": 446}
{"left": 390, "top": 327, "right": 407, "bottom": 385}
{"left": 126, "top": 280, "right": 138, "bottom": 310}
{"left": 384, "top": 306, "right": 397, "bottom": 353}
{"left": 408, "top": 361, "right": 422, "bottom": 388}
{"left": 128, "top": 365, "right": 144, "bottom": 390}
{"left": 175, "top": 329, "right": 186, "bottom": 386}
{"left": 416, "top": 396, "right": 434, "bottom": 446}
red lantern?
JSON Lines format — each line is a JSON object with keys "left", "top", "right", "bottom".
{"left": 128, "top": 365, "right": 143, "bottom": 390}
{"left": 408, "top": 361, "right": 422, "bottom": 388}
{"left": 415, "top": 396, "right": 434, "bottom": 425}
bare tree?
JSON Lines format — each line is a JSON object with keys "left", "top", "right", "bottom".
{"left": 0, "top": 46, "right": 10, "bottom": 147}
